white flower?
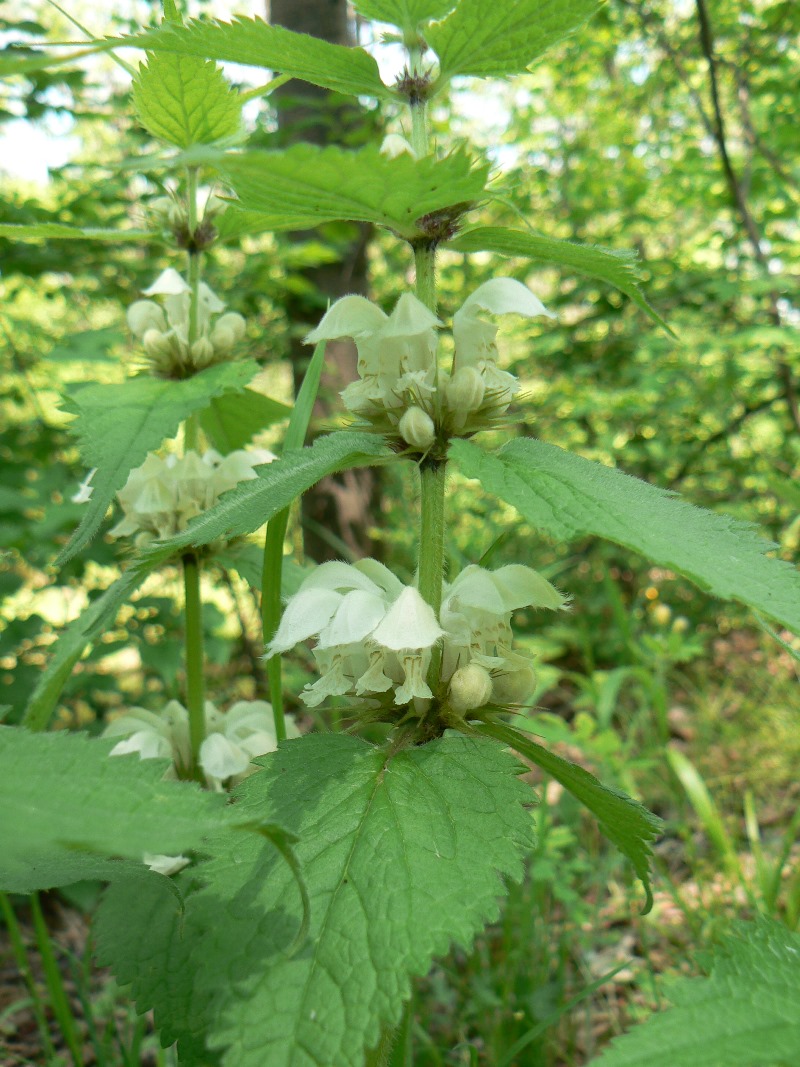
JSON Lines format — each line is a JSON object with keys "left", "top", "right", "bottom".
{"left": 273, "top": 560, "right": 566, "bottom": 713}
{"left": 305, "top": 279, "right": 554, "bottom": 438}
{"left": 449, "top": 278, "right": 555, "bottom": 417}
{"left": 109, "top": 447, "right": 274, "bottom": 543}
{"left": 307, "top": 293, "right": 441, "bottom": 419}
{"left": 439, "top": 564, "right": 568, "bottom": 706}
{"left": 71, "top": 468, "right": 97, "bottom": 504}
{"left": 105, "top": 699, "right": 297, "bottom": 790}
{"left": 270, "top": 560, "right": 443, "bottom": 709}
{"left": 144, "top": 853, "right": 190, "bottom": 877}
{"left": 143, "top": 269, "right": 226, "bottom": 346}
{"left": 129, "top": 270, "right": 244, "bottom": 374}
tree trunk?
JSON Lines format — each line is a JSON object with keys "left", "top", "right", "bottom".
{"left": 268, "top": 0, "right": 383, "bottom": 563}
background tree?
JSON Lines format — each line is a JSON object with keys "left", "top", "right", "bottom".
{"left": 268, "top": 0, "right": 383, "bottom": 562}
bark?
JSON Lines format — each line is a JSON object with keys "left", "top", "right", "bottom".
{"left": 268, "top": 0, "right": 383, "bottom": 562}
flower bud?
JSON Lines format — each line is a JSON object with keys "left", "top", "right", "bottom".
{"left": 492, "top": 665, "right": 536, "bottom": 705}
{"left": 446, "top": 366, "right": 485, "bottom": 416}
{"left": 448, "top": 663, "right": 493, "bottom": 713}
{"left": 210, "top": 313, "right": 246, "bottom": 353}
{"left": 213, "top": 312, "right": 247, "bottom": 343}
{"left": 210, "top": 324, "right": 236, "bottom": 353}
{"left": 398, "top": 406, "right": 435, "bottom": 450}
{"left": 127, "top": 300, "right": 166, "bottom": 339}
{"left": 191, "top": 338, "right": 215, "bottom": 366}
{"left": 672, "top": 616, "right": 690, "bottom": 634}
{"left": 143, "top": 328, "right": 172, "bottom": 357}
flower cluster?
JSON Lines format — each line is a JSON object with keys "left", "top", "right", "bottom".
{"left": 306, "top": 278, "right": 555, "bottom": 450}
{"left": 104, "top": 698, "right": 299, "bottom": 791}
{"left": 127, "top": 268, "right": 247, "bottom": 377}
{"left": 109, "top": 446, "right": 273, "bottom": 546}
{"left": 269, "top": 559, "right": 567, "bottom": 715}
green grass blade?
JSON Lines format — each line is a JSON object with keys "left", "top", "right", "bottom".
{"left": 262, "top": 339, "right": 326, "bottom": 740}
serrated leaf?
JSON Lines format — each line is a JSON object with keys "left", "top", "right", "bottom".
{"left": 132, "top": 51, "right": 242, "bottom": 148}
{"left": 215, "top": 144, "right": 489, "bottom": 238}
{"left": 0, "top": 729, "right": 233, "bottom": 893}
{"left": 448, "top": 225, "right": 672, "bottom": 334}
{"left": 476, "top": 719, "right": 661, "bottom": 911}
{"left": 591, "top": 918, "right": 800, "bottom": 1067}
{"left": 450, "top": 437, "right": 800, "bottom": 636}
{"left": 99, "top": 732, "right": 535, "bottom": 1064}
{"left": 137, "top": 431, "right": 392, "bottom": 570}
{"left": 124, "top": 17, "right": 391, "bottom": 100}
{"left": 22, "top": 563, "right": 154, "bottom": 732}
{"left": 58, "top": 360, "right": 258, "bottom": 565}
{"left": 198, "top": 388, "right": 290, "bottom": 454}
{"left": 428, "top": 0, "right": 602, "bottom": 81}
{"left": 352, "top": 0, "right": 456, "bottom": 30}
{"left": 0, "top": 223, "right": 153, "bottom": 241}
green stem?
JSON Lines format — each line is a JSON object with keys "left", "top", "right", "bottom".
{"left": 186, "top": 165, "right": 201, "bottom": 349}
{"left": 418, "top": 460, "right": 446, "bottom": 614}
{"left": 413, "top": 244, "right": 437, "bottom": 313}
{"left": 262, "top": 508, "right": 290, "bottom": 742}
{"left": 182, "top": 552, "right": 206, "bottom": 776}
{"left": 418, "top": 458, "right": 446, "bottom": 687}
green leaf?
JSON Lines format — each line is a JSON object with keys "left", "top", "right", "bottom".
{"left": 428, "top": 0, "right": 601, "bottom": 81}
{"left": 0, "top": 729, "right": 234, "bottom": 893}
{"left": 132, "top": 51, "right": 242, "bottom": 148}
{"left": 448, "top": 225, "right": 673, "bottom": 334}
{"left": 138, "top": 430, "right": 392, "bottom": 569}
{"left": 215, "top": 145, "right": 489, "bottom": 238}
{"left": 0, "top": 223, "right": 153, "bottom": 241}
{"left": 198, "top": 388, "right": 290, "bottom": 454}
{"left": 590, "top": 918, "right": 800, "bottom": 1067}
{"left": 351, "top": 0, "right": 456, "bottom": 30}
{"left": 22, "top": 563, "right": 154, "bottom": 732}
{"left": 475, "top": 719, "right": 661, "bottom": 911}
{"left": 45, "top": 327, "right": 125, "bottom": 363}
{"left": 125, "top": 17, "right": 391, "bottom": 100}
{"left": 58, "top": 360, "right": 258, "bottom": 565}
{"left": 450, "top": 437, "right": 800, "bottom": 636}
{"left": 99, "top": 732, "right": 535, "bottom": 1064}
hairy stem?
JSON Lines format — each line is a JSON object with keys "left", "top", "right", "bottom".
{"left": 182, "top": 552, "right": 206, "bottom": 776}
{"left": 418, "top": 458, "right": 446, "bottom": 687}
{"left": 186, "top": 165, "right": 201, "bottom": 343}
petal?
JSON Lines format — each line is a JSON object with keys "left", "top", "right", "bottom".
{"left": 268, "top": 587, "right": 343, "bottom": 653}
{"left": 371, "top": 587, "right": 443, "bottom": 651}
{"left": 382, "top": 292, "right": 441, "bottom": 338}
{"left": 317, "top": 589, "right": 389, "bottom": 649}
{"left": 301, "top": 560, "right": 384, "bottom": 596}
{"left": 445, "top": 566, "right": 507, "bottom": 615}
{"left": 71, "top": 468, "right": 97, "bottom": 504}
{"left": 198, "top": 281, "right": 225, "bottom": 315}
{"left": 457, "top": 278, "right": 555, "bottom": 322}
{"left": 394, "top": 652, "right": 433, "bottom": 704}
{"left": 144, "top": 853, "right": 190, "bottom": 876}
{"left": 143, "top": 268, "right": 191, "bottom": 297}
{"left": 305, "top": 294, "right": 388, "bottom": 344}
{"left": 489, "top": 565, "right": 569, "bottom": 612}
{"left": 352, "top": 559, "right": 405, "bottom": 599}
{"left": 200, "top": 733, "right": 250, "bottom": 782}
{"left": 110, "top": 730, "right": 171, "bottom": 761}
